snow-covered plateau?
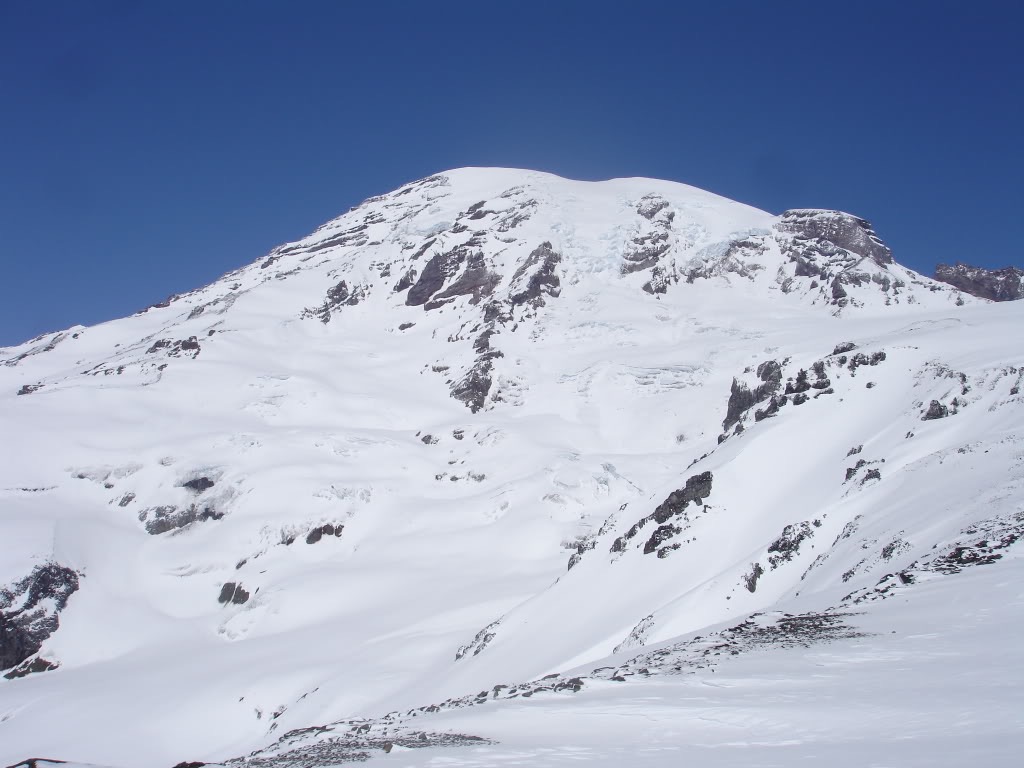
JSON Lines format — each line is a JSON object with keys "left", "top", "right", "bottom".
{"left": 1, "top": 168, "right": 1022, "bottom": 767}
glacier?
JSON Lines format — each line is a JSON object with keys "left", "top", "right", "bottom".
{"left": 0, "top": 168, "right": 1021, "bottom": 767}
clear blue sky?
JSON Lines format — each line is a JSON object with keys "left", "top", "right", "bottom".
{"left": 1, "top": 1, "right": 1021, "bottom": 345}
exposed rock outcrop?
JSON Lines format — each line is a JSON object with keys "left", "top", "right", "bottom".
{"left": 405, "top": 245, "right": 490, "bottom": 308}
{"left": 181, "top": 476, "right": 216, "bottom": 493}
{"left": 147, "top": 337, "right": 202, "bottom": 358}
{"left": 451, "top": 357, "right": 496, "bottom": 413}
{"left": 302, "top": 280, "right": 368, "bottom": 322}
{"left": 610, "top": 471, "right": 713, "bottom": 557}
{"left": 509, "top": 242, "right": 561, "bottom": 308}
{"left": 773, "top": 209, "right": 901, "bottom": 306}
{"left": 424, "top": 252, "right": 500, "bottom": 311}
{"left": 138, "top": 504, "right": 224, "bottom": 535}
{"left": 455, "top": 620, "right": 500, "bottom": 660}
{"left": 934, "top": 262, "right": 1024, "bottom": 301}
{"left": 743, "top": 562, "right": 764, "bottom": 593}
{"left": 922, "top": 400, "right": 949, "bottom": 421}
{"left": 776, "top": 209, "right": 893, "bottom": 267}
{"left": 306, "top": 523, "right": 343, "bottom": 544}
{"left": 767, "top": 521, "right": 819, "bottom": 568}
{"left": 622, "top": 195, "right": 676, "bottom": 277}
{"left": 4, "top": 656, "right": 59, "bottom": 680}
{"left": 218, "top": 582, "right": 250, "bottom": 605}
{"left": 723, "top": 360, "right": 783, "bottom": 431}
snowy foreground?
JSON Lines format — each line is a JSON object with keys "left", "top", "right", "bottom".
{"left": 1, "top": 168, "right": 1022, "bottom": 766}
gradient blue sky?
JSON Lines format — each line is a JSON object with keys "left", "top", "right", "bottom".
{"left": 2, "top": 1, "right": 1021, "bottom": 344}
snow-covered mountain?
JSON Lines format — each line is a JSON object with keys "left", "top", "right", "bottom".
{"left": 2, "top": 168, "right": 1022, "bottom": 767}
{"left": 934, "top": 261, "right": 1024, "bottom": 301}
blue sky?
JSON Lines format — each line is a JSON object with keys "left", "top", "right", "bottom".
{"left": 1, "top": 1, "right": 1021, "bottom": 344}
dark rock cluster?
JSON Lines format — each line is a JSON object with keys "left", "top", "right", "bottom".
{"left": 567, "top": 537, "right": 596, "bottom": 570}
{"left": 302, "top": 280, "right": 368, "bottom": 323}
{"left": 610, "top": 471, "right": 713, "bottom": 557}
{"left": 621, "top": 229, "right": 671, "bottom": 275}
{"left": 723, "top": 360, "right": 782, "bottom": 432}
{"left": 743, "top": 562, "right": 764, "bottom": 593}
{"left": 846, "top": 509, "right": 1024, "bottom": 605}
{"left": 455, "top": 620, "right": 500, "bottom": 660}
{"left": 405, "top": 244, "right": 495, "bottom": 310}
{"left": 1, "top": 564, "right": 80, "bottom": 674}
{"left": 138, "top": 504, "right": 224, "bottom": 535}
{"left": 218, "top": 582, "right": 250, "bottom": 605}
{"left": 921, "top": 400, "right": 949, "bottom": 420}
{"left": 767, "top": 521, "right": 819, "bottom": 569}
{"left": 509, "top": 242, "right": 561, "bottom": 308}
{"left": 636, "top": 194, "right": 670, "bottom": 220}
{"left": 448, "top": 315, "right": 508, "bottom": 413}
{"left": 777, "top": 209, "right": 893, "bottom": 267}
{"left": 774, "top": 209, "right": 904, "bottom": 306}
{"left": 721, "top": 354, "right": 844, "bottom": 433}
{"left": 718, "top": 347, "right": 870, "bottom": 439}
{"left": 222, "top": 727, "right": 489, "bottom": 767}
{"left": 305, "top": 523, "right": 343, "bottom": 544}
{"left": 621, "top": 195, "right": 676, "bottom": 284}
{"left": 182, "top": 476, "right": 216, "bottom": 493}
{"left": 844, "top": 457, "right": 885, "bottom": 483}
{"left": 650, "top": 473, "right": 713, "bottom": 528}
{"left": 934, "top": 262, "right": 1024, "bottom": 301}
{"left": 4, "top": 657, "right": 59, "bottom": 680}
{"left": 395, "top": 234, "right": 565, "bottom": 413}
{"left": 422, "top": 252, "right": 501, "bottom": 311}
{"left": 146, "top": 337, "right": 202, "bottom": 358}
{"left": 451, "top": 355, "right": 496, "bottom": 414}
{"left": 593, "top": 609, "right": 867, "bottom": 688}
{"left": 844, "top": 350, "right": 886, "bottom": 374}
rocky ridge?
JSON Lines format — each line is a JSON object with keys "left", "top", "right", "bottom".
{"left": 934, "top": 261, "right": 1024, "bottom": 301}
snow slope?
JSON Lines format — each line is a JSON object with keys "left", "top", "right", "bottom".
{"left": 0, "top": 168, "right": 1021, "bottom": 766}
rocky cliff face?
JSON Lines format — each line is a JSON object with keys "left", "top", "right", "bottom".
{"left": 771, "top": 209, "right": 902, "bottom": 307}
{"left": 0, "top": 564, "right": 79, "bottom": 678}
{"left": 934, "top": 262, "right": 1024, "bottom": 301}
{"left": 776, "top": 209, "right": 893, "bottom": 266}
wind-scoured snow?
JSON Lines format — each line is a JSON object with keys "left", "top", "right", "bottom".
{"left": 0, "top": 168, "right": 1020, "bottom": 767}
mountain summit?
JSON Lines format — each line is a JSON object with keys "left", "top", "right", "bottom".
{"left": 1, "top": 169, "right": 1022, "bottom": 767}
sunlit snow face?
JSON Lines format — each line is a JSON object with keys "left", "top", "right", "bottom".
{"left": 0, "top": 169, "right": 1016, "bottom": 768}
